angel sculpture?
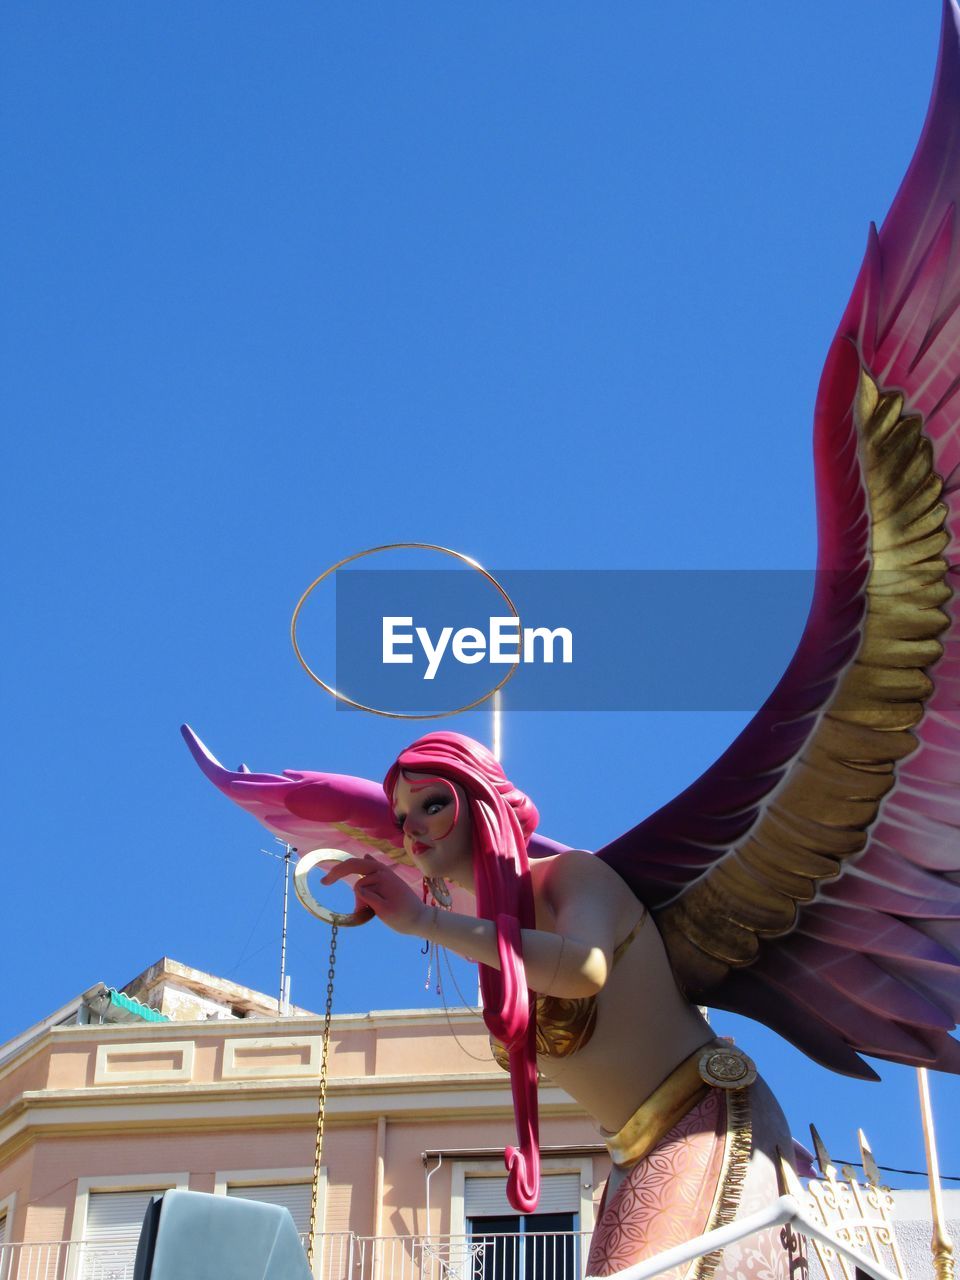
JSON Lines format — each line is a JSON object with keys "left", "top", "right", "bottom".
{"left": 183, "top": 4, "right": 960, "bottom": 1277}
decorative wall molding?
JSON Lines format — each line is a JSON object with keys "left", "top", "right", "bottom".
{"left": 222, "top": 1036, "right": 322, "bottom": 1080}
{"left": 93, "top": 1041, "right": 195, "bottom": 1085}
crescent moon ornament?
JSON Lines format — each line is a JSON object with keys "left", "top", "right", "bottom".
{"left": 294, "top": 848, "right": 376, "bottom": 927}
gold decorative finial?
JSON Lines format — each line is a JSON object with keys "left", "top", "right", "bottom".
{"left": 810, "top": 1124, "right": 837, "bottom": 1182}
{"left": 917, "top": 1067, "right": 957, "bottom": 1280}
{"left": 858, "top": 1129, "right": 882, "bottom": 1188}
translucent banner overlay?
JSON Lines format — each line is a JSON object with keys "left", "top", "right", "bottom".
{"left": 307, "top": 568, "right": 836, "bottom": 714}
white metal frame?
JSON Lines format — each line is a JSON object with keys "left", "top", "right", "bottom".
{"left": 0, "top": 1204, "right": 910, "bottom": 1280}
{"left": 586, "top": 1194, "right": 902, "bottom": 1280}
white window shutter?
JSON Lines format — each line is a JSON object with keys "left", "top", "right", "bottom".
{"left": 86, "top": 1190, "right": 158, "bottom": 1239}
{"left": 226, "top": 1183, "right": 312, "bottom": 1236}
{"left": 466, "top": 1172, "right": 580, "bottom": 1218}
{"left": 82, "top": 1190, "right": 160, "bottom": 1280}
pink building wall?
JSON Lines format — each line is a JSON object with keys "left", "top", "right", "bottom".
{"left": 0, "top": 991, "right": 610, "bottom": 1246}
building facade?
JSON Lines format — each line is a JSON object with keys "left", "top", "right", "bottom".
{"left": 3, "top": 958, "right": 957, "bottom": 1280}
{"left": 0, "top": 958, "right": 609, "bottom": 1277}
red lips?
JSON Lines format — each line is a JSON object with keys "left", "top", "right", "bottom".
{"left": 412, "top": 841, "right": 432, "bottom": 855}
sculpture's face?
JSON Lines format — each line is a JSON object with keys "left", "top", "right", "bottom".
{"left": 392, "top": 771, "right": 473, "bottom": 888}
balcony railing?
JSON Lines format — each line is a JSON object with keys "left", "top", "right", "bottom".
{"left": 352, "top": 1231, "right": 588, "bottom": 1280}
{"left": 0, "top": 1204, "right": 904, "bottom": 1280}
{"left": 0, "top": 1230, "right": 587, "bottom": 1280}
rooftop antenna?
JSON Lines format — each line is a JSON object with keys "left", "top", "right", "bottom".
{"left": 259, "top": 838, "right": 295, "bottom": 1015}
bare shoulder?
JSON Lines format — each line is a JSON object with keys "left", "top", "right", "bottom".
{"left": 531, "top": 848, "right": 633, "bottom": 911}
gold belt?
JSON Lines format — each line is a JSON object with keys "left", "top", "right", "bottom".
{"left": 602, "top": 1039, "right": 757, "bottom": 1170}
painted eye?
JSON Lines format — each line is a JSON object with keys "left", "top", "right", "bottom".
{"left": 393, "top": 814, "right": 406, "bottom": 831}
{"left": 425, "top": 798, "right": 448, "bottom": 816}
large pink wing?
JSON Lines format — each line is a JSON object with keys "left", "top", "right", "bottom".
{"left": 598, "top": 1, "right": 960, "bottom": 1079}
{"left": 181, "top": 725, "right": 568, "bottom": 907}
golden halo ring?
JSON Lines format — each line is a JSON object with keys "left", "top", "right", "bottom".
{"left": 290, "top": 542, "right": 521, "bottom": 720}
{"left": 294, "top": 849, "right": 375, "bottom": 928}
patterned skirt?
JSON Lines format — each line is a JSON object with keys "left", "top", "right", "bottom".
{"left": 587, "top": 1062, "right": 796, "bottom": 1280}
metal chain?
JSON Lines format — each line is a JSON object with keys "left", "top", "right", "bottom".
{"left": 307, "top": 923, "right": 338, "bottom": 1270}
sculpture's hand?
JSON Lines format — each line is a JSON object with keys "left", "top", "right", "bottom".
{"left": 322, "top": 855, "right": 428, "bottom": 936}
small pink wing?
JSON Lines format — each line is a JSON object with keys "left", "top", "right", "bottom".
{"left": 181, "top": 725, "right": 567, "bottom": 911}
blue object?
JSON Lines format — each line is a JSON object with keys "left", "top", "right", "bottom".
{"left": 134, "top": 1188, "right": 313, "bottom": 1280}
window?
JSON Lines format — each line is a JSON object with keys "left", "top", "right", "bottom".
{"left": 71, "top": 1174, "right": 188, "bottom": 1280}
{"left": 466, "top": 1174, "right": 581, "bottom": 1280}
{"left": 469, "top": 1213, "right": 579, "bottom": 1280}
{"left": 215, "top": 1168, "right": 325, "bottom": 1277}
{"left": 0, "top": 1191, "right": 14, "bottom": 1265}
{"left": 82, "top": 1189, "right": 164, "bottom": 1280}
{"left": 225, "top": 1183, "right": 312, "bottom": 1239}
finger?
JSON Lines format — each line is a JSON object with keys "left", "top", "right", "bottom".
{"left": 355, "top": 882, "right": 387, "bottom": 902}
{"left": 320, "top": 857, "right": 377, "bottom": 884}
{"left": 346, "top": 890, "right": 377, "bottom": 923}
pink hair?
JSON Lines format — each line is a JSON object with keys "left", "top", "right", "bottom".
{"left": 383, "top": 731, "right": 541, "bottom": 1213}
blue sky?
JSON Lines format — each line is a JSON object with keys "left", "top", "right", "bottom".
{"left": 3, "top": 1, "right": 957, "bottom": 1190}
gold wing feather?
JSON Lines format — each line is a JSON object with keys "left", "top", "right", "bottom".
{"left": 659, "top": 369, "right": 952, "bottom": 990}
